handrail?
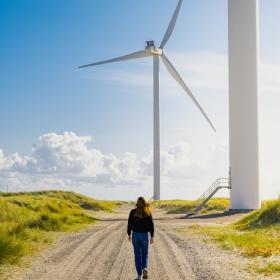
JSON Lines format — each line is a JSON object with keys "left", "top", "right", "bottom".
{"left": 186, "top": 177, "right": 231, "bottom": 216}
{"left": 197, "top": 178, "right": 230, "bottom": 202}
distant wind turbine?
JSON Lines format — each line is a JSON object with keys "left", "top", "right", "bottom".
{"left": 79, "top": 0, "right": 216, "bottom": 200}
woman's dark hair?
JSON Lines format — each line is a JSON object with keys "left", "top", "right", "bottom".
{"left": 135, "top": 197, "right": 151, "bottom": 218}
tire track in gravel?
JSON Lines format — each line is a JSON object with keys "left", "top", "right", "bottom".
{"left": 163, "top": 230, "right": 220, "bottom": 280}
{"left": 147, "top": 244, "right": 158, "bottom": 280}
{"left": 117, "top": 243, "right": 135, "bottom": 280}
{"left": 105, "top": 227, "right": 134, "bottom": 280}
{"left": 25, "top": 221, "right": 122, "bottom": 280}
{"left": 64, "top": 222, "right": 124, "bottom": 280}
{"left": 49, "top": 223, "right": 108, "bottom": 263}
{"left": 79, "top": 225, "right": 128, "bottom": 279}
{"left": 153, "top": 230, "right": 184, "bottom": 279}
{"left": 156, "top": 228, "right": 195, "bottom": 279}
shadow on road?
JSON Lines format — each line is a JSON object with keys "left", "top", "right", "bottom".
{"left": 183, "top": 210, "right": 252, "bottom": 220}
{"left": 96, "top": 216, "right": 185, "bottom": 222}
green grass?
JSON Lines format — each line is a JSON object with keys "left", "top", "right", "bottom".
{"left": 0, "top": 191, "right": 120, "bottom": 265}
{"left": 180, "top": 197, "right": 280, "bottom": 276}
{"left": 152, "top": 197, "right": 229, "bottom": 214}
{"left": 254, "top": 263, "right": 280, "bottom": 276}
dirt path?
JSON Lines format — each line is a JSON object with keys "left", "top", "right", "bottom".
{"left": 19, "top": 208, "right": 266, "bottom": 280}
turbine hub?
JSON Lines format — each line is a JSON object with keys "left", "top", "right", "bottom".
{"left": 145, "top": 41, "right": 163, "bottom": 55}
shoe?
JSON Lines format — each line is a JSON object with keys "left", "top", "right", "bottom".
{"left": 142, "top": 269, "right": 148, "bottom": 279}
{"left": 135, "top": 275, "right": 142, "bottom": 280}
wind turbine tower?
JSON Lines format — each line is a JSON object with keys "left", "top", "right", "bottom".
{"left": 228, "top": 0, "right": 261, "bottom": 209}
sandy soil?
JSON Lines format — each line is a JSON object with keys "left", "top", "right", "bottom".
{"left": 15, "top": 207, "right": 274, "bottom": 280}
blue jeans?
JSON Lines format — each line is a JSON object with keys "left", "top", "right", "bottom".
{"left": 132, "top": 232, "right": 149, "bottom": 276}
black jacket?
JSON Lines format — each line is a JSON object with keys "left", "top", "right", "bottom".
{"left": 127, "top": 209, "right": 154, "bottom": 237}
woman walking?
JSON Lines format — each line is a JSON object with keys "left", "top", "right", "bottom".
{"left": 127, "top": 197, "right": 154, "bottom": 280}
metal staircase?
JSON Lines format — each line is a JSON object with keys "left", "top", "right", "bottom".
{"left": 186, "top": 177, "right": 231, "bottom": 217}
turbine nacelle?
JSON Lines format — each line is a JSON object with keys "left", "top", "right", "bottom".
{"left": 145, "top": 40, "right": 163, "bottom": 56}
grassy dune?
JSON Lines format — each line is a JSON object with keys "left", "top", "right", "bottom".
{"left": 0, "top": 191, "right": 120, "bottom": 265}
{"left": 181, "top": 198, "right": 280, "bottom": 276}
{"left": 152, "top": 198, "right": 229, "bottom": 214}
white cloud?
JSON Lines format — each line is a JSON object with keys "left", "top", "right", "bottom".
{"left": 10, "top": 132, "right": 145, "bottom": 185}
{"left": 0, "top": 132, "right": 227, "bottom": 198}
{"left": 9, "top": 131, "right": 274, "bottom": 200}
{"left": 160, "top": 142, "right": 205, "bottom": 177}
{"left": 0, "top": 132, "right": 147, "bottom": 188}
{"left": 0, "top": 148, "right": 30, "bottom": 171}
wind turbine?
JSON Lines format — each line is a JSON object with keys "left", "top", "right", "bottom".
{"left": 79, "top": 0, "right": 216, "bottom": 200}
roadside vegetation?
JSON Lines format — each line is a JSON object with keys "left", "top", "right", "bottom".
{"left": 0, "top": 191, "right": 120, "bottom": 266}
{"left": 152, "top": 197, "right": 229, "bottom": 214}
{"left": 180, "top": 197, "right": 280, "bottom": 277}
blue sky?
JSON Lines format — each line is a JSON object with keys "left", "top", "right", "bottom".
{"left": 0, "top": 0, "right": 227, "bottom": 154}
{"left": 1, "top": 0, "right": 280, "bottom": 200}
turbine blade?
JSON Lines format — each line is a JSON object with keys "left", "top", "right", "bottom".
{"left": 160, "top": 0, "right": 183, "bottom": 49}
{"left": 161, "top": 54, "right": 216, "bottom": 132}
{"left": 79, "top": 50, "right": 150, "bottom": 68}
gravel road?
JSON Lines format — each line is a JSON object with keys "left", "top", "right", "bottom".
{"left": 20, "top": 209, "right": 267, "bottom": 280}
